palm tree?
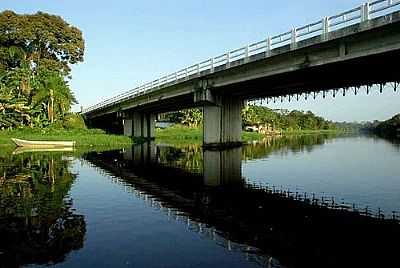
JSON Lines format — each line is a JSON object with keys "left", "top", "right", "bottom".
{"left": 32, "top": 71, "right": 77, "bottom": 123}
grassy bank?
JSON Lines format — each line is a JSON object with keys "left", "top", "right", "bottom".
{"left": 0, "top": 128, "right": 134, "bottom": 147}
{"left": 0, "top": 126, "right": 343, "bottom": 151}
{"left": 155, "top": 125, "right": 346, "bottom": 143}
{"left": 155, "top": 125, "right": 263, "bottom": 142}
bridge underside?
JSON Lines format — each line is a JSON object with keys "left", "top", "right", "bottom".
{"left": 224, "top": 49, "right": 400, "bottom": 100}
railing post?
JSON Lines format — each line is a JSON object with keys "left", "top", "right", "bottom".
{"left": 226, "top": 52, "right": 231, "bottom": 68}
{"left": 210, "top": 58, "right": 214, "bottom": 72}
{"left": 266, "top": 37, "right": 271, "bottom": 57}
{"left": 174, "top": 72, "right": 178, "bottom": 81}
{"left": 244, "top": 45, "right": 249, "bottom": 63}
{"left": 290, "top": 28, "right": 297, "bottom": 50}
{"left": 321, "top": 16, "right": 329, "bottom": 41}
{"left": 361, "top": 2, "right": 370, "bottom": 22}
{"left": 185, "top": 67, "right": 188, "bottom": 78}
{"left": 197, "top": 64, "right": 200, "bottom": 76}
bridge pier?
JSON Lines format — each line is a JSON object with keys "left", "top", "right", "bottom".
{"left": 123, "top": 112, "right": 156, "bottom": 140}
{"left": 199, "top": 92, "right": 243, "bottom": 148}
{"left": 203, "top": 147, "right": 242, "bottom": 186}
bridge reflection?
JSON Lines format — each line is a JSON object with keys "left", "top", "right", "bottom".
{"left": 121, "top": 142, "right": 243, "bottom": 187}
{"left": 84, "top": 140, "right": 400, "bottom": 268}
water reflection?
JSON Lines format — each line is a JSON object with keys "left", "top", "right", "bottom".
{"left": 0, "top": 133, "right": 398, "bottom": 268}
{"left": 0, "top": 153, "right": 86, "bottom": 267}
{"left": 84, "top": 135, "right": 400, "bottom": 268}
{"left": 243, "top": 133, "right": 338, "bottom": 159}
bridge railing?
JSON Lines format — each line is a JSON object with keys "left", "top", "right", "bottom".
{"left": 83, "top": 0, "right": 400, "bottom": 114}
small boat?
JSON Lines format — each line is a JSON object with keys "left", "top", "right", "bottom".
{"left": 12, "top": 147, "right": 74, "bottom": 155}
{"left": 11, "top": 138, "right": 75, "bottom": 148}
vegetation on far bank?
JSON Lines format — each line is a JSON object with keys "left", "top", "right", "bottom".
{"left": 156, "top": 125, "right": 263, "bottom": 142}
{"left": 154, "top": 124, "right": 342, "bottom": 144}
{"left": 161, "top": 105, "right": 339, "bottom": 134}
{"left": 365, "top": 113, "right": 400, "bottom": 138}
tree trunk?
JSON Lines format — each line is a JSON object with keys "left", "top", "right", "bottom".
{"left": 49, "top": 89, "right": 54, "bottom": 123}
{"left": 50, "top": 96, "right": 54, "bottom": 123}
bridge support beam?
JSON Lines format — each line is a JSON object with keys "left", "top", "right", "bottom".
{"left": 201, "top": 94, "right": 243, "bottom": 149}
{"left": 123, "top": 112, "right": 156, "bottom": 140}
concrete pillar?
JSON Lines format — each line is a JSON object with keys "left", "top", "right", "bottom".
{"left": 203, "top": 96, "right": 243, "bottom": 148}
{"left": 146, "top": 114, "right": 156, "bottom": 139}
{"left": 123, "top": 119, "right": 133, "bottom": 137}
{"left": 203, "top": 147, "right": 242, "bottom": 186}
{"left": 123, "top": 112, "right": 156, "bottom": 140}
{"left": 132, "top": 113, "right": 142, "bottom": 138}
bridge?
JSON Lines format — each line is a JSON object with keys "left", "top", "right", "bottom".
{"left": 83, "top": 1, "right": 400, "bottom": 148}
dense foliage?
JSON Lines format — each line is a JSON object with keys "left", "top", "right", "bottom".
{"left": 164, "top": 105, "right": 336, "bottom": 132}
{"left": 242, "top": 105, "right": 336, "bottom": 131}
{"left": 371, "top": 114, "right": 400, "bottom": 137}
{"left": 164, "top": 109, "right": 203, "bottom": 128}
{"left": 0, "top": 10, "right": 84, "bottom": 129}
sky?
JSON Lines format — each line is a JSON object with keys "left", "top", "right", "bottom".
{"left": 1, "top": 0, "right": 398, "bottom": 122}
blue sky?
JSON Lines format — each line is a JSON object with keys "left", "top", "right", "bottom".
{"left": 1, "top": 0, "right": 399, "bottom": 122}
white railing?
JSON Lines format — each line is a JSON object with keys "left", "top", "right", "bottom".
{"left": 83, "top": 0, "right": 400, "bottom": 114}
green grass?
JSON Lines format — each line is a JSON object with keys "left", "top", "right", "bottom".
{"left": 156, "top": 125, "right": 202, "bottom": 140}
{"left": 242, "top": 131, "right": 263, "bottom": 141}
{"left": 155, "top": 125, "right": 263, "bottom": 143}
{"left": 0, "top": 128, "right": 134, "bottom": 147}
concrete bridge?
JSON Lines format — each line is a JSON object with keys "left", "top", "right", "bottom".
{"left": 83, "top": 1, "right": 400, "bottom": 147}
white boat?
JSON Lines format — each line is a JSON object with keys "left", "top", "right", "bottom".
{"left": 11, "top": 138, "right": 75, "bottom": 148}
{"left": 12, "top": 147, "right": 74, "bottom": 155}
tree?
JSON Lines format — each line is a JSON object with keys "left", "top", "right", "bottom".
{"left": 180, "top": 109, "right": 202, "bottom": 127}
{"left": 0, "top": 10, "right": 84, "bottom": 129}
{"left": 32, "top": 71, "right": 77, "bottom": 123}
{"left": 0, "top": 10, "right": 84, "bottom": 76}
{"left": 242, "top": 105, "right": 336, "bottom": 132}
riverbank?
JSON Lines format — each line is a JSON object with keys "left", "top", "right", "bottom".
{"left": 0, "top": 128, "right": 134, "bottom": 147}
{"left": 155, "top": 125, "right": 344, "bottom": 142}
{"left": 0, "top": 126, "right": 344, "bottom": 150}
{"left": 155, "top": 125, "right": 263, "bottom": 143}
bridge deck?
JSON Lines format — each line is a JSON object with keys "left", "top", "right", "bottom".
{"left": 84, "top": 1, "right": 400, "bottom": 117}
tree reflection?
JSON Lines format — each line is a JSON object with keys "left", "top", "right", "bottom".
{"left": 0, "top": 153, "right": 85, "bottom": 267}
{"left": 154, "top": 133, "right": 339, "bottom": 172}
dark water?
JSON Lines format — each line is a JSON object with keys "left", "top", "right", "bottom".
{"left": 0, "top": 134, "right": 399, "bottom": 268}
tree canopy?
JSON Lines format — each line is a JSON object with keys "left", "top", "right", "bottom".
{"left": 0, "top": 10, "right": 84, "bottom": 129}
{"left": 242, "top": 105, "right": 336, "bottom": 131}
{"left": 0, "top": 10, "right": 84, "bottom": 75}
{"left": 163, "top": 105, "right": 336, "bottom": 132}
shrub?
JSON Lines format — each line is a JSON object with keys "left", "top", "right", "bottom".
{"left": 62, "top": 114, "right": 87, "bottom": 129}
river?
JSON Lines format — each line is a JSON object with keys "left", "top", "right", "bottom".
{"left": 0, "top": 134, "right": 399, "bottom": 268}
